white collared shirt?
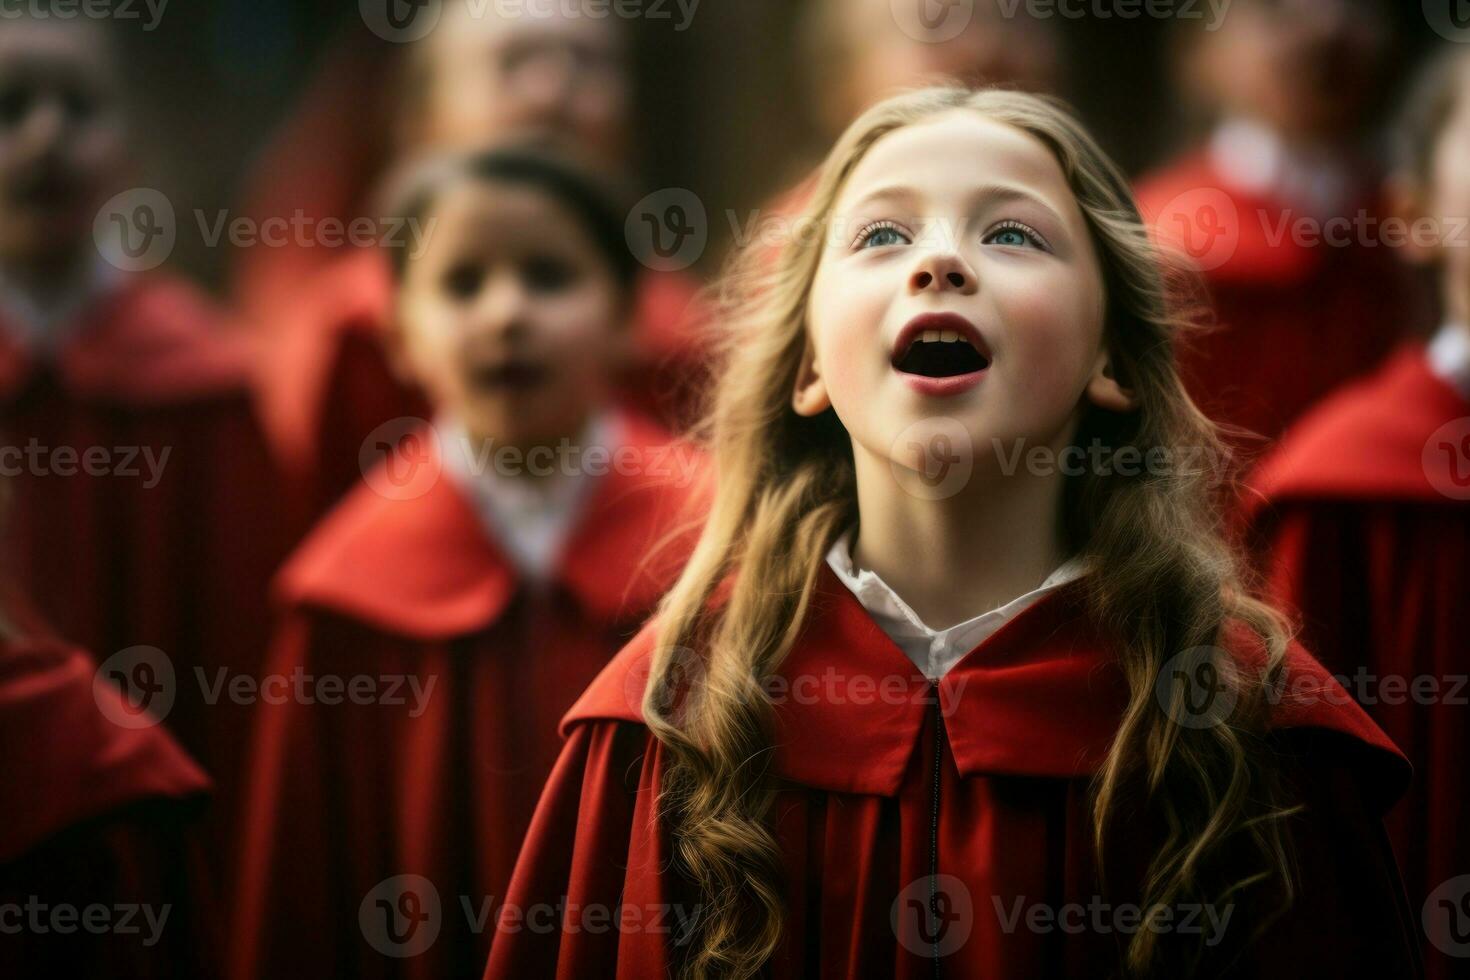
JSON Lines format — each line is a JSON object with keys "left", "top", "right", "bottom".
{"left": 436, "top": 412, "right": 621, "bottom": 583}
{"left": 825, "top": 530, "right": 1089, "bottom": 681}
{"left": 1427, "top": 322, "right": 1470, "bottom": 401}
{"left": 1208, "top": 117, "right": 1355, "bottom": 222}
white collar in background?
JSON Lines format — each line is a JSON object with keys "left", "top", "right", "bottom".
{"left": 436, "top": 411, "right": 622, "bottom": 584}
{"left": 825, "top": 529, "right": 1089, "bottom": 681}
{"left": 0, "top": 258, "right": 123, "bottom": 354}
{"left": 1208, "top": 117, "right": 1355, "bottom": 222}
{"left": 1427, "top": 322, "right": 1470, "bottom": 401}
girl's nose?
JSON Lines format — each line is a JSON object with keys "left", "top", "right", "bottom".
{"left": 909, "top": 250, "right": 978, "bottom": 295}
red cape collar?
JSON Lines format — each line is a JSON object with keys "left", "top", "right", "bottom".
{"left": 0, "top": 637, "right": 209, "bottom": 863}
{"left": 1136, "top": 150, "right": 1382, "bottom": 286}
{"left": 565, "top": 566, "right": 1409, "bottom": 804}
{"left": 0, "top": 274, "right": 250, "bottom": 404}
{"left": 1247, "top": 344, "right": 1470, "bottom": 512}
{"left": 276, "top": 413, "right": 704, "bottom": 638}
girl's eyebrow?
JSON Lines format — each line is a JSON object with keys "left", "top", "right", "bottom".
{"left": 844, "top": 182, "right": 1067, "bottom": 228}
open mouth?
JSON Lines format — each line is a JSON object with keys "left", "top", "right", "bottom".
{"left": 891, "top": 315, "right": 991, "bottom": 379}
{"left": 894, "top": 331, "right": 990, "bottom": 378}
{"left": 470, "top": 360, "right": 551, "bottom": 390}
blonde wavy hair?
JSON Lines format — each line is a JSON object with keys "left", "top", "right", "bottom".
{"left": 642, "top": 87, "right": 1298, "bottom": 980}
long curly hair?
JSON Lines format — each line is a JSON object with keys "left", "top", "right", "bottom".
{"left": 642, "top": 87, "right": 1298, "bottom": 979}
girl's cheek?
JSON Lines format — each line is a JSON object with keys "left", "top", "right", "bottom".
{"left": 994, "top": 280, "right": 1100, "bottom": 385}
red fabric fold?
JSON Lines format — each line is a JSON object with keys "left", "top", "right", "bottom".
{"left": 0, "top": 274, "right": 287, "bottom": 866}
{"left": 488, "top": 573, "right": 1420, "bottom": 978}
{"left": 0, "top": 633, "right": 215, "bottom": 979}
{"left": 229, "top": 417, "right": 703, "bottom": 980}
{"left": 1249, "top": 345, "right": 1470, "bottom": 980}
{"left": 1135, "top": 151, "right": 1416, "bottom": 442}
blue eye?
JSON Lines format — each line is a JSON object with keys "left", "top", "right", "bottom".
{"left": 856, "top": 222, "right": 910, "bottom": 249}
{"left": 983, "top": 221, "right": 1048, "bottom": 250}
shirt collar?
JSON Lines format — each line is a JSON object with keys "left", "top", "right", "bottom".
{"left": 1208, "top": 117, "right": 1355, "bottom": 221}
{"left": 1426, "top": 322, "right": 1470, "bottom": 401}
{"left": 436, "top": 411, "right": 623, "bottom": 583}
{"left": 824, "top": 529, "right": 1090, "bottom": 681}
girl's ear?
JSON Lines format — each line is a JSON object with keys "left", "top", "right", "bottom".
{"left": 1086, "top": 349, "right": 1137, "bottom": 412}
{"left": 791, "top": 336, "right": 832, "bottom": 416}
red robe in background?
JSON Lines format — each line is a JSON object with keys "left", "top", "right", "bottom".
{"left": 484, "top": 571, "right": 1420, "bottom": 979}
{"left": 1247, "top": 344, "right": 1469, "bottom": 980}
{"left": 1136, "top": 150, "right": 1416, "bottom": 445}
{"left": 231, "top": 415, "right": 702, "bottom": 980}
{"left": 228, "top": 32, "right": 396, "bottom": 320}
{"left": 0, "top": 630, "right": 215, "bottom": 978}
{"left": 253, "top": 247, "right": 709, "bottom": 532}
{"left": 0, "top": 274, "right": 287, "bottom": 854}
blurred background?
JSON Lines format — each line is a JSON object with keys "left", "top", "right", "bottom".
{"left": 112, "top": 0, "right": 1445, "bottom": 285}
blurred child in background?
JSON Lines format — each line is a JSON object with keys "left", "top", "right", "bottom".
{"left": 1136, "top": 0, "right": 1422, "bottom": 444}
{"left": 231, "top": 148, "right": 703, "bottom": 980}
{"left": 250, "top": 0, "right": 707, "bottom": 529}
{"left": 1247, "top": 48, "right": 1470, "bottom": 979}
{"left": 0, "top": 15, "right": 283, "bottom": 858}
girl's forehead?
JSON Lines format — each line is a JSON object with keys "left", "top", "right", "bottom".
{"left": 420, "top": 181, "right": 593, "bottom": 254}
{"left": 836, "top": 112, "right": 1072, "bottom": 215}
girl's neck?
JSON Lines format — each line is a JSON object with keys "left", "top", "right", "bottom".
{"left": 849, "top": 442, "right": 1069, "bottom": 630}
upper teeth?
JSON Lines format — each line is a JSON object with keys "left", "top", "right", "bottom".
{"left": 919, "top": 330, "right": 961, "bottom": 343}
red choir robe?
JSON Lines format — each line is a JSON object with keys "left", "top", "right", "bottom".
{"left": 1246, "top": 343, "right": 1469, "bottom": 980}
{"left": 0, "top": 629, "right": 215, "bottom": 978}
{"left": 1135, "top": 151, "right": 1417, "bottom": 444}
{"left": 227, "top": 32, "right": 396, "bottom": 320}
{"left": 483, "top": 568, "right": 1421, "bottom": 979}
{"left": 0, "top": 274, "right": 286, "bottom": 853}
{"left": 253, "top": 247, "right": 709, "bottom": 531}
{"left": 230, "top": 414, "right": 703, "bottom": 980}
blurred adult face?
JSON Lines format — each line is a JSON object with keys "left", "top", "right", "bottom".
{"left": 827, "top": 0, "right": 1059, "bottom": 135}
{"left": 1191, "top": 0, "right": 1388, "bottom": 142}
{"left": 405, "top": 0, "right": 630, "bottom": 169}
{"left": 0, "top": 20, "right": 124, "bottom": 267}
